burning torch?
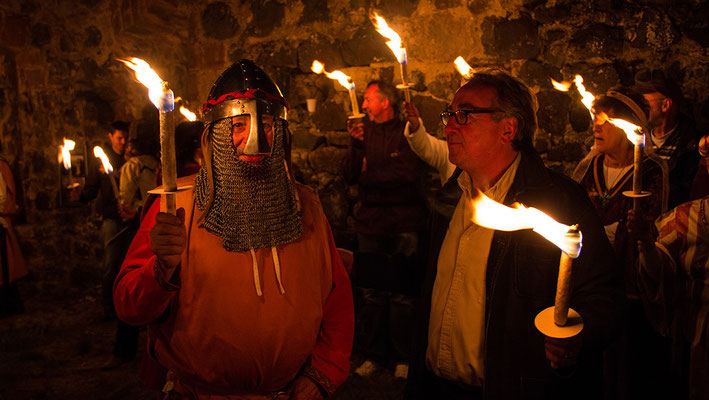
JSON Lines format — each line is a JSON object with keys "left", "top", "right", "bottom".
{"left": 59, "top": 138, "right": 78, "bottom": 189}
{"left": 371, "top": 12, "right": 412, "bottom": 102}
{"left": 468, "top": 190, "right": 584, "bottom": 338}
{"left": 311, "top": 60, "right": 365, "bottom": 120}
{"left": 93, "top": 146, "right": 121, "bottom": 203}
{"left": 118, "top": 57, "right": 187, "bottom": 215}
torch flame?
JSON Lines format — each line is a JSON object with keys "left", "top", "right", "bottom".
{"left": 454, "top": 56, "right": 473, "bottom": 78}
{"left": 550, "top": 78, "right": 572, "bottom": 92}
{"left": 607, "top": 116, "right": 645, "bottom": 146}
{"left": 180, "top": 106, "right": 197, "bottom": 121}
{"left": 311, "top": 60, "right": 355, "bottom": 90}
{"left": 93, "top": 146, "right": 114, "bottom": 174}
{"left": 311, "top": 60, "right": 324, "bottom": 74}
{"left": 118, "top": 57, "right": 165, "bottom": 108}
{"left": 470, "top": 190, "right": 583, "bottom": 258}
{"left": 60, "top": 138, "right": 76, "bottom": 170}
{"left": 574, "top": 75, "right": 595, "bottom": 112}
{"left": 371, "top": 12, "right": 407, "bottom": 64}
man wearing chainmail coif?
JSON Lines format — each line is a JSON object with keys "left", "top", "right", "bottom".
{"left": 113, "top": 60, "right": 354, "bottom": 400}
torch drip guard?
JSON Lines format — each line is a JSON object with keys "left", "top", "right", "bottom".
{"left": 535, "top": 306, "right": 584, "bottom": 338}
{"left": 622, "top": 190, "right": 652, "bottom": 198}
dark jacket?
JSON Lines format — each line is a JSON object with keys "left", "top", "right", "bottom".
{"left": 342, "top": 117, "right": 427, "bottom": 235}
{"left": 406, "top": 150, "right": 624, "bottom": 400}
{"left": 81, "top": 142, "right": 125, "bottom": 219}
{"left": 662, "top": 114, "right": 703, "bottom": 209}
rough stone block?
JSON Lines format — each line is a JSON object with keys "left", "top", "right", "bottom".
{"left": 632, "top": 9, "right": 678, "bottom": 50}
{"left": 18, "top": 68, "right": 48, "bottom": 92}
{"left": 435, "top": 0, "right": 460, "bottom": 8}
{"left": 482, "top": 15, "right": 540, "bottom": 59}
{"left": 569, "top": 101, "right": 592, "bottom": 133}
{"left": 293, "top": 128, "right": 327, "bottom": 151}
{"left": 317, "top": 181, "right": 348, "bottom": 229}
{"left": 308, "top": 146, "right": 348, "bottom": 175}
{"left": 678, "top": 2, "right": 709, "bottom": 47}
{"left": 547, "top": 140, "right": 585, "bottom": 162}
{"left": 518, "top": 60, "right": 562, "bottom": 89}
{"left": 412, "top": 95, "right": 448, "bottom": 137}
{"left": 247, "top": 0, "right": 285, "bottom": 38}
{"left": 299, "top": 0, "right": 330, "bottom": 24}
{"left": 326, "top": 131, "right": 351, "bottom": 147}
{"left": 84, "top": 26, "right": 102, "bottom": 48}
{"left": 379, "top": 0, "right": 420, "bottom": 18}
{"left": 256, "top": 43, "right": 298, "bottom": 69}
{"left": 201, "top": 2, "right": 239, "bottom": 40}
{"left": 0, "top": 13, "right": 31, "bottom": 48}
{"left": 427, "top": 72, "right": 459, "bottom": 101}
{"left": 312, "top": 99, "right": 348, "bottom": 131}
{"left": 195, "top": 42, "right": 226, "bottom": 69}
{"left": 298, "top": 35, "right": 346, "bottom": 72}
{"left": 31, "top": 23, "right": 51, "bottom": 48}
{"left": 568, "top": 24, "right": 624, "bottom": 60}
{"left": 536, "top": 90, "right": 571, "bottom": 137}
{"left": 341, "top": 26, "right": 395, "bottom": 67}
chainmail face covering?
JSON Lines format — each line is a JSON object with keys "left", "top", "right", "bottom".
{"left": 194, "top": 118, "right": 302, "bottom": 252}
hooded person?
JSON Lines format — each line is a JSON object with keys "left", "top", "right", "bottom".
{"left": 113, "top": 59, "right": 354, "bottom": 399}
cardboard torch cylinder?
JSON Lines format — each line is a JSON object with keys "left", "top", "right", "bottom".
{"left": 554, "top": 252, "right": 574, "bottom": 326}
{"left": 159, "top": 83, "right": 177, "bottom": 215}
{"left": 348, "top": 88, "right": 361, "bottom": 116}
{"left": 399, "top": 62, "right": 411, "bottom": 102}
{"left": 632, "top": 143, "right": 643, "bottom": 209}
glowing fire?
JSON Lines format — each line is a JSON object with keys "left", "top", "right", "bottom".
{"left": 60, "top": 138, "right": 76, "bottom": 170}
{"left": 469, "top": 190, "right": 583, "bottom": 258}
{"left": 607, "top": 117, "right": 645, "bottom": 146}
{"left": 93, "top": 146, "right": 114, "bottom": 174}
{"left": 573, "top": 75, "right": 595, "bottom": 112}
{"left": 118, "top": 57, "right": 165, "bottom": 108}
{"left": 371, "top": 12, "right": 407, "bottom": 64}
{"left": 180, "top": 106, "right": 197, "bottom": 121}
{"left": 311, "top": 60, "right": 355, "bottom": 90}
{"left": 550, "top": 78, "right": 571, "bottom": 92}
{"left": 454, "top": 56, "right": 473, "bottom": 78}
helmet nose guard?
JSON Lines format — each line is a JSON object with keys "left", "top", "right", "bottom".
{"left": 202, "top": 59, "right": 288, "bottom": 156}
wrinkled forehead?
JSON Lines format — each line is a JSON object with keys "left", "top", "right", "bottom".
{"left": 451, "top": 85, "right": 498, "bottom": 109}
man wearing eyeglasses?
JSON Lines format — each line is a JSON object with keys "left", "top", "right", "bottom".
{"left": 405, "top": 69, "right": 623, "bottom": 400}
{"left": 635, "top": 69, "right": 703, "bottom": 208}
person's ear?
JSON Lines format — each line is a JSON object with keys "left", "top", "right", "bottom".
{"left": 500, "top": 117, "right": 518, "bottom": 144}
{"left": 661, "top": 97, "right": 672, "bottom": 113}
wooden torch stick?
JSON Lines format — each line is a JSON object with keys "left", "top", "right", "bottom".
{"left": 159, "top": 82, "right": 177, "bottom": 215}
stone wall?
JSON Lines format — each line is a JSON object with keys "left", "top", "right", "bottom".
{"left": 1, "top": 0, "right": 707, "bottom": 292}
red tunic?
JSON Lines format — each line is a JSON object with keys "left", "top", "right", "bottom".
{"left": 0, "top": 160, "right": 27, "bottom": 286}
{"left": 114, "top": 177, "right": 353, "bottom": 396}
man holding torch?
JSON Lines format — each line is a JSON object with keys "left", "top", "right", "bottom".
{"left": 405, "top": 69, "right": 623, "bottom": 399}
{"left": 114, "top": 60, "right": 353, "bottom": 399}
{"left": 74, "top": 120, "right": 129, "bottom": 321}
{"left": 342, "top": 79, "right": 428, "bottom": 379}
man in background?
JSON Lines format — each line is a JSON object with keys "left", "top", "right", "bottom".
{"left": 636, "top": 70, "right": 704, "bottom": 208}
{"left": 342, "top": 80, "right": 428, "bottom": 379}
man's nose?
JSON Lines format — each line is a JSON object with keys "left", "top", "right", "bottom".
{"left": 444, "top": 123, "right": 458, "bottom": 137}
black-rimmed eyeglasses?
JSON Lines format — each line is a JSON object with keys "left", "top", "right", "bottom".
{"left": 440, "top": 109, "right": 502, "bottom": 126}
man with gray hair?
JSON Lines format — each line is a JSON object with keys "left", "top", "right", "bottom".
{"left": 405, "top": 69, "right": 623, "bottom": 399}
